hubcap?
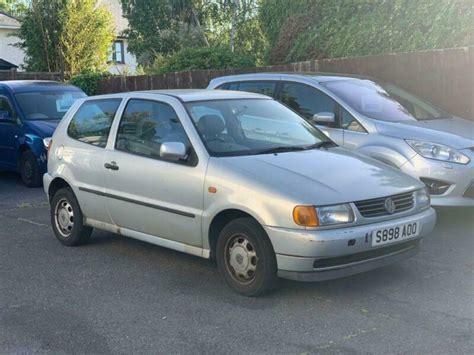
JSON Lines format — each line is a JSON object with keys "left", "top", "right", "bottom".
{"left": 54, "top": 198, "right": 74, "bottom": 237}
{"left": 24, "top": 161, "right": 32, "bottom": 179}
{"left": 225, "top": 235, "right": 258, "bottom": 284}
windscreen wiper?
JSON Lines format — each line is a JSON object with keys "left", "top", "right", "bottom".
{"left": 255, "top": 146, "right": 307, "bottom": 155}
{"left": 303, "top": 141, "right": 338, "bottom": 150}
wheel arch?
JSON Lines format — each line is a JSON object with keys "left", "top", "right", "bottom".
{"left": 48, "top": 177, "right": 72, "bottom": 202}
{"left": 207, "top": 208, "right": 262, "bottom": 259}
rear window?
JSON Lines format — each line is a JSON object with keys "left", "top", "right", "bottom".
{"left": 67, "top": 99, "right": 121, "bottom": 148}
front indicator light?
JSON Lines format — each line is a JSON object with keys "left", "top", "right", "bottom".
{"left": 415, "top": 188, "right": 431, "bottom": 209}
{"left": 293, "top": 206, "right": 319, "bottom": 227}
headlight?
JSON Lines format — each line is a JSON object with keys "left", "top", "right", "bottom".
{"left": 293, "top": 204, "right": 354, "bottom": 227}
{"left": 415, "top": 188, "right": 431, "bottom": 209}
{"left": 406, "top": 140, "right": 470, "bottom": 164}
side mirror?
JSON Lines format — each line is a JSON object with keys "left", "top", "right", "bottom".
{"left": 0, "top": 110, "right": 14, "bottom": 123}
{"left": 160, "top": 142, "right": 188, "bottom": 162}
{"left": 312, "top": 112, "right": 335, "bottom": 124}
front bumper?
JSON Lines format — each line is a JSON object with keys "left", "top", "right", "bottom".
{"left": 400, "top": 153, "right": 474, "bottom": 207}
{"left": 264, "top": 207, "right": 436, "bottom": 281}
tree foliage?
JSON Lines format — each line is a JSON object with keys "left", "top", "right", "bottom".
{"left": 260, "top": 0, "right": 474, "bottom": 64}
{"left": 16, "top": 0, "right": 114, "bottom": 75}
{"left": 120, "top": 0, "right": 266, "bottom": 69}
{"left": 0, "top": 0, "right": 28, "bottom": 17}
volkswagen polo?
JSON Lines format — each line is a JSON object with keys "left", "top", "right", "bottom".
{"left": 44, "top": 90, "right": 436, "bottom": 296}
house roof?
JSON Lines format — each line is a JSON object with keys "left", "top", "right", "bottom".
{"left": 0, "top": 11, "right": 20, "bottom": 29}
{"left": 97, "top": 0, "right": 128, "bottom": 36}
{"left": 0, "top": 58, "right": 18, "bottom": 70}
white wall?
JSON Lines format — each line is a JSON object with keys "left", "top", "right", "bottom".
{"left": 0, "top": 28, "right": 25, "bottom": 69}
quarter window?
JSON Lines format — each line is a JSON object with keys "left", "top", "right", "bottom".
{"left": 341, "top": 108, "right": 366, "bottom": 132}
{"left": 115, "top": 99, "right": 190, "bottom": 160}
{"left": 0, "top": 97, "right": 16, "bottom": 119}
{"left": 280, "top": 82, "right": 337, "bottom": 124}
{"left": 67, "top": 99, "right": 121, "bottom": 148}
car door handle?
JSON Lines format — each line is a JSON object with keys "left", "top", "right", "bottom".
{"left": 104, "top": 162, "right": 119, "bottom": 171}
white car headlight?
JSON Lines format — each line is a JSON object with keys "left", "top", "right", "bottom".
{"left": 406, "top": 140, "right": 470, "bottom": 165}
{"left": 415, "top": 188, "right": 431, "bottom": 209}
{"left": 315, "top": 204, "right": 354, "bottom": 226}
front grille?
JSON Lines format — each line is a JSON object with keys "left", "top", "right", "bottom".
{"left": 354, "top": 191, "right": 414, "bottom": 218}
{"left": 463, "top": 182, "right": 474, "bottom": 198}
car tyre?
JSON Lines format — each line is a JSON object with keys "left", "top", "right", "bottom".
{"left": 216, "top": 217, "right": 278, "bottom": 296}
{"left": 20, "top": 150, "right": 42, "bottom": 187}
{"left": 50, "top": 187, "right": 92, "bottom": 246}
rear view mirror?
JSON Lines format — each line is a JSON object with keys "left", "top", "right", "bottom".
{"left": 160, "top": 142, "right": 188, "bottom": 162}
{"left": 312, "top": 112, "right": 335, "bottom": 124}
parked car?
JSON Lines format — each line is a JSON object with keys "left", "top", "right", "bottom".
{"left": 208, "top": 73, "right": 474, "bottom": 206}
{"left": 44, "top": 90, "right": 436, "bottom": 296}
{"left": 0, "top": 80, "right": 86, "bottom": 186}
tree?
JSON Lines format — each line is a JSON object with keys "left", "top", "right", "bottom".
{"left": 16, "top": 0, "right": 114, "bottom": 75}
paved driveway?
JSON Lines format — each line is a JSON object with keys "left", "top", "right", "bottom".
{"left": 0, "top": 172, "right": 473, "bottom": 354}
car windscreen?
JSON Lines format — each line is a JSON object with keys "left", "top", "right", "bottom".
{"left": 185, "top": 98, "right": 331, "bottom": 157}
{"left": 321, "top": 79, "right": 446, "bottom": 122}
{"left": 15, "top": 91, "right": 86, "bottom": 120}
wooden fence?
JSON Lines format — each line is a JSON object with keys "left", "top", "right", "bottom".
{"left": 0, "top": 68, "right": 62, "bottom": 81}
{"left": 96, "top": 47, "right": 474, "bottom": 121}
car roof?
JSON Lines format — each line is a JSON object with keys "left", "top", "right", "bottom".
{"left": 0, "top": 80, "right": 83, "bottom": 93}
{"left": 90, "top": 89, "right": 271, "bottom": 102}
{"left": 209, "top": 72, "right": 376, "bottom": 85}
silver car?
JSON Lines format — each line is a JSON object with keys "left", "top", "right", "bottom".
{"left": 44, "top": 90, "right": 436, "bottom": 296}
{"left": 208, "top": 73, "right": 474, "bottom": 206}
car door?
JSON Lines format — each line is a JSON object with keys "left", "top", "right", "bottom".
{"left": 65, "top": 98, "right": 122, "bottom": 224}
{"left": 0, "top": 95, "right": 21, "bottom": 170}
{"left": 103, "top": 96, "right": 205, "bottom": 248}
{"left": 277, "top": 82, "right": 344, "bottom": 144}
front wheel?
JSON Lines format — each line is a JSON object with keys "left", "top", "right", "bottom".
{"left": 20, "top": 150, "right": 42, "bottom": 187}
{"left": 50, "top": 187, "right": 92, "bottom": 246}
{"left": 216, "top": 217, "right": 278, "bottom": 296}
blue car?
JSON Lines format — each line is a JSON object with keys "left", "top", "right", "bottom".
{"left": 0, "top": 81, "right": 86, "bottom": 186}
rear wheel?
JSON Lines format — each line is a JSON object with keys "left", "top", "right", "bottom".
{"left": 20, "top": 150, "right": 42, "bottom": 187}
{"left": 50, "top": 187, "right": 92, "bottom": 246}
{"left": 216, "top": 217, "right": 278, "bottom": 296}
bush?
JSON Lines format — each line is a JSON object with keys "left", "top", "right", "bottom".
{"left": 150, "top": 46, "right": 255, "bottom": 74}
{"left": 69, "top": 71, "right": 111, "bottom": 96}
{"left": 260, "top": 0, "right": 474, "bottom": 64}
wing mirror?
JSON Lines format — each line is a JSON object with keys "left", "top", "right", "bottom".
{"left": 0, "top": 110, "right": 15, "bottom": 123}
{"left": 160, "top": 142, "right": 188, "bottom": 162}
{"left": 311, "top": 112, "right": 335, "bottom": 124}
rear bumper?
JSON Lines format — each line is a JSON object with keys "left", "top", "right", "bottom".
{"left": 265, "top": 207, "right": 436, "bottom": 281}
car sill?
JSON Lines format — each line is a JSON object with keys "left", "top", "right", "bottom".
{"left": 84, "top": 217, "right": 210, "bottom": 259}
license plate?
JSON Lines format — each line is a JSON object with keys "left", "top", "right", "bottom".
{"left": 371, "top": 222, "right": 420, "bottom": 246}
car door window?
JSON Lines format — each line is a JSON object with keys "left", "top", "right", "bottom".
{"left": 115, "top": 99, "right": 190, "bottom": 160}
{"left": 236, "top": 82, "right": 276, "bottom": 97}
{"left": 280, "top": 82, "right": 338, "bottom": 126}
{"left": 67, "top": 99, "right": 121, "bottom": 147}
{"left": 341, "top": 108, "right": 366, "bottom": 133}
{"left": 219, "top": 81, "right": 276, "bottom": 97}
{"left": 0, "top": 97, "right": 16, "bottom": 119}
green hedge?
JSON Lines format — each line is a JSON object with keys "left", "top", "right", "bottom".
{"left": 260, "top": 0, "right": 474, "bottom": 64}
{"left": 69, "top": 70, "right": 111, "bottom": 96}
{"left": 151, "top": 46, "right": 255, "bottom": 74}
